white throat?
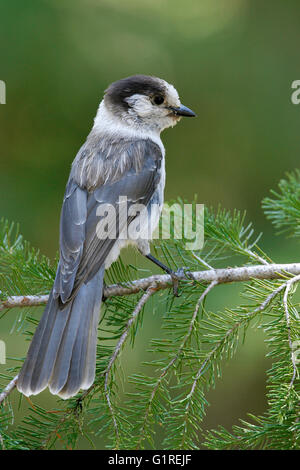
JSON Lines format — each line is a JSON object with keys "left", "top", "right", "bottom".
{"left": 92, "top": 100, "right": 165, "bottom": 156}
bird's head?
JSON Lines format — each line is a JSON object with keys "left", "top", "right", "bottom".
{"left": 95, "top": 75, "right": 196, "bottom": 135}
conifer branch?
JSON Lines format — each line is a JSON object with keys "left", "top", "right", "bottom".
{"left": 104, "top": 286, "right": 157, "bottom": 390}
{"left": 104, "top": 286, "right": 156, "bottom": 446}
{"left": 282, "top": 274, "right": 300, "bottom": 388}
{"left": 1, "top": 179, "right": 300, "bottom": 450}
{"left": 136, "top": 280, "right": 217, "bottom": 449}
{"left": 1, "top": 264, "right": 299, "bottom": 410}
{"left": 177, "top": 276, "right": 300, "bottom": 448}
{"left": 2, "top": 263, "right": 300, "bottom": 312}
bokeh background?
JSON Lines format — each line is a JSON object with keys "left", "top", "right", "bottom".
{"left": 1, "top": 0, "right": 300, "bottom": 449}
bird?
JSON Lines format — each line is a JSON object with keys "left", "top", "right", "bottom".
{"left": 17, "top": 75, "right": 196, "bottom": 399}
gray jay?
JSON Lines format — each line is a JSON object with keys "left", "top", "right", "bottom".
{"left": 17, "top": 75, "right": 196, "bottom": 399}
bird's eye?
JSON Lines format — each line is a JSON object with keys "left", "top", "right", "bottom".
{"left": 153, "top": 95, "right": 164, "bottom": 105}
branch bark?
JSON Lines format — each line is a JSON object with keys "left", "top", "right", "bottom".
{"left": 0, "top": 374, "right": 19, "bottom": 404}
{"left": 1, "top": 263, "right": 300, "bottom": 311}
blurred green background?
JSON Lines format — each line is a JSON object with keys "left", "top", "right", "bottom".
{"left": 1, "top": 0, "right": 300, "bottom": 449}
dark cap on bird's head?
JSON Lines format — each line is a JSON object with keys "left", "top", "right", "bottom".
{"left": 105, "top": 75, "right": 166, "bottom": 111}
{"left": 102, "top": 75, "right": 196, "bottom": 132}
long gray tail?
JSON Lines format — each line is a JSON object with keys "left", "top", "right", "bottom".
{"left": 17, "top": 266, "right": 104, "bottom": 399}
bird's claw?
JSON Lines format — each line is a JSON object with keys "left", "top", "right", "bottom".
{"left": 102, "top": 282, "right": 108, "bottom": 303}
{"left": 169, "top": 267, "right": 191, "bottom": 297}
{"left": 170, "top": 272, "right": 180, "bottom": 297}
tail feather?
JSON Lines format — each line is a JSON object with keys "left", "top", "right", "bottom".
{"left": 17, "top": 293, "right": 62, "bottom": 396}
{"left": 57, "top": 290, "right": 96, "bottom": 398}
{"left": 82, "top": 287, "right": 102, "bottom": 389}
{"left": 30, "top": 301, "right": 70, "bottom": 394}
{"left": 17, "top": 267, "right": 104, "bottom": 399}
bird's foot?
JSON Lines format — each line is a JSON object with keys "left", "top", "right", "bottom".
{"left": 168, "top": 267, "right": 193, "bottom": 296}
{"left": 144, "top": 254, "right": 194, "bottom": 297}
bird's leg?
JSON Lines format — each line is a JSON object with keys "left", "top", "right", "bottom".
{"left": 102, "top": 281, "right": 107, "bottom": 302}
{"left": 136, "top": 240, "right": 184, "bottom": 296}
{"left": 145, "top": 253, "right": 181, "bottom": 296}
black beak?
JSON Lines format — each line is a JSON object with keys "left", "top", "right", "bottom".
{"left": 169, "top": 104, "right": 196, "bottom": 117}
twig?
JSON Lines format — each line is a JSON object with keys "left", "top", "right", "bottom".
{"left": 244, "top": 249, "right": 269, "bottom": 265}
{"left": 104, "top": 286, "right": 157, "bottom": 390}
{"left": 2, "top": 263, "right": 300, "bottom": 311}
{"left": 0, "top": 374, "right": 19, "bottom": 405}
{"left": 183, "top": 274, "right": 300, "bottom": 410}
{"left": 104, "top": 285, "right": 156, "bottom": 447}
{"left": 192, "top": 252, "right": 214, "bottom": 270}
{"left": 283, "top": 274, "right": 300, "bottom": 388}
{"left": 0, "top": 432, "right": 4, "bottom": 450}
{"left": 136, "top": 281, "right": 218, "bottom": 449}
{"left": 161, "top": 280, "right": 218, "bottom": 373}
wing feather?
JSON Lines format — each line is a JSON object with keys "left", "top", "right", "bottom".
{"left": 53, "top": 139, "right": 162, "bottom": 304}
